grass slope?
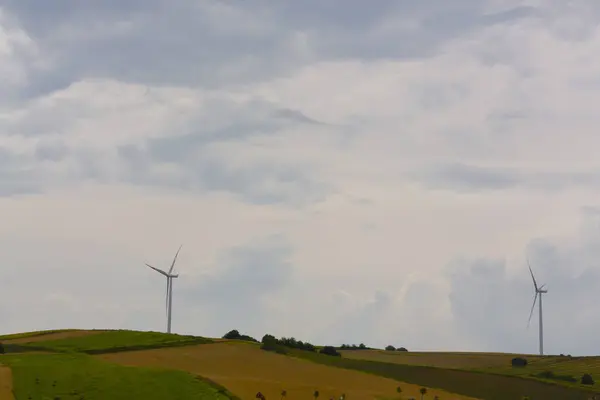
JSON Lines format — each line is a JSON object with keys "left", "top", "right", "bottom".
{"left": 19, "top": 330, "right": 212, "bottom": 354}
{"left": 2, "top": 353, "right": 230, "bottom": 400}
{"left": 97, "top": 341, "right": 477, "bottom": 400}
{"left": 290, "top": 349, "right": 596, "bottom": 400}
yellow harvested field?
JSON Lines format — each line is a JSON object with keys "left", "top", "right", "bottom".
{"left": 0, "top": 365, "right": 14, "bottom": 400}
{"left": 99, "top": 342, "right": 478, "bottom": 400}
{"left": 340, "top": 350, "right": 537, "bottom": 370}
{"left": 2, "top": 330, "right": 106, "bottom": 344}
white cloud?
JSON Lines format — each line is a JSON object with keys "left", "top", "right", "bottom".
{"left": 0, "top": 1, "right": 600, "bottom": 355}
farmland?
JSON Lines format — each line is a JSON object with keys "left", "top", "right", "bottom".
{"left": 1, "top": 330, "right": 105, "bottom": 345}
{"left": 340, "top": 350, "right": 527, "bottom": 369}
{"left": 0, "top": 329, "right": 83, "bottom": 342}
{"left": 98, "top": 341, "right": 474, "bottom": 400}
{"left": 290, "top": 349, "right": 597, "bottom": 400}
{"left": 481, "top": 355, "right": 600, "bottom": 386}
{"left": 1, "top": 329, "right": 599, "bottom": 399}
{"left": 340, "top": 350, "right": 600, "bottom": 390}
{"left": 15, "top": 329, "right": 212, "bottom": 354}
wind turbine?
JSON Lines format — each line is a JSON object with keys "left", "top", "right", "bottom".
{"left": 527, "top": 259, "right": 548, "bottom": 356}
{"left": 145, "top": 245, "right": 182, "bottom": 334}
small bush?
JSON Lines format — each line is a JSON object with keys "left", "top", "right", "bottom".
{"left": 385, "top": 345, "right": 396, "bottom": 351}
{"left": 581, "top": 373, "right": 595, "bottom": 385}
{"left": 319, "top": 346, "right": 341, "bottom": 357}
{"left": 397, "top": 347, "right": 408, "bottom": 352}
{"left": 511, "top": 357, "right": 528, "bottom": 367}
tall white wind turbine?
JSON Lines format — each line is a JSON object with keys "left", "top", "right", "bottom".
{"left": 527, "top": 259, "right": 548, "bottom": 356}
{"left": 145, "top": 245, "right": 182, "bottom": 334}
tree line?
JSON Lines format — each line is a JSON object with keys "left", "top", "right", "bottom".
{"left": 221, "top": 329, "right": 408, "bottom": 357}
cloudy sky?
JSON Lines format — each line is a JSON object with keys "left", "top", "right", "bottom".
{"left": 1, "top": 0, "right": 600, "bottom": 356}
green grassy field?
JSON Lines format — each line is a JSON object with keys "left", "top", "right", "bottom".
{"left": 1, "top": 352, "right": 231, "bottom": 400}
{"left": 19, "top": 330, "right": 212, "bottom": 354}
{"left": 289, "top": 349, "right": 597, "bottom": 400}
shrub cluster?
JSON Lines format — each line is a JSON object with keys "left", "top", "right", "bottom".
{"left": 319, "top": 346, "right": 341, "bottom": 357}
{"left": 222, "top": 330, "right": 258, "bottom": 343}
{"left": 261, "top": 334, "right": 316, "bottom": 351}
{"left": 385, "top": 345, "right": 408, "bottom": 352}
{"left": 339, "top": 343, "right": 370, "bottom": 350}
{"left": 260, "top": 334, "right": 317, "bottom": 354}
{"left": 534, "top": 370, "right": 577, "bottom": 383}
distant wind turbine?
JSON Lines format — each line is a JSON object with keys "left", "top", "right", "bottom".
{"left": 527, "top": 259, "right": 548, "bottom": 356}
{"left": 145, "top": 245, "right": 182, "bottom": 334}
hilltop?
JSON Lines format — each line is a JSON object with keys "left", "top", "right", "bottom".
{"left": 0, "top": 329, "right": 598, "bottom": 400}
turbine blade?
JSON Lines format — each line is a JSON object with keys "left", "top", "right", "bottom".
{"left": 527, "top": 292, "right": 538, "bottom": 327}
{"left": 169, "top": 245, "right": 182, "bottom": 275}
{"left": 146, "top": 263, "right": 169, "bottom": 277}
{"left": 527, "top": 258, "right": 539, "bottom": 291}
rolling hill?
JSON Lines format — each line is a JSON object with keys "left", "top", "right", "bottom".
{"left": 0, "top": 329, "right": 598, "bottom": 400}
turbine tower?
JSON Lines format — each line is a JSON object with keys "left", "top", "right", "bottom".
{"left": 527, "top": 259, "right": 548, "bottom": 356}
{"left": 145, "top": 245, "right": 182, "bottom": 334}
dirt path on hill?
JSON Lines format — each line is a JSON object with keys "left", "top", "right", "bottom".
{"left": 0, "top": 365, "right": 14, "bottom": 400}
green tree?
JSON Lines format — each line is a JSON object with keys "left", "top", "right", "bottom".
{"left": 314, "top": 390, "right": 320, "bottom": 400}
{"left": 0, "top": 342, "right": 4, "bottom": 354}
{"left": 419, "top": 387, "right": 427, "bottom": 400}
